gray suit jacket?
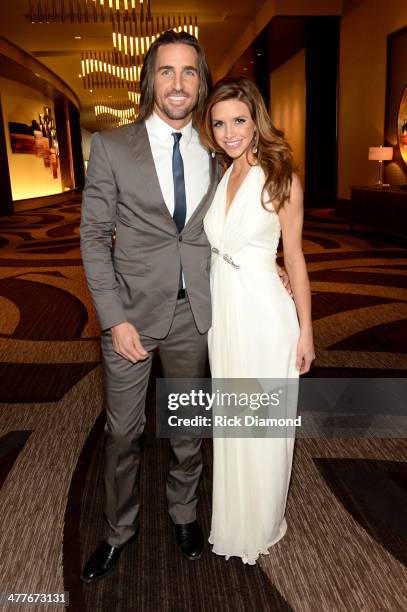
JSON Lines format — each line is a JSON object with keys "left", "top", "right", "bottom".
{"left": 80, "top": 121, "right": 220, "bottom": 338}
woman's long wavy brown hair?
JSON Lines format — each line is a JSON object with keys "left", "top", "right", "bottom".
{"left": 200, "top": 77, "right": 294, "bottom": 211}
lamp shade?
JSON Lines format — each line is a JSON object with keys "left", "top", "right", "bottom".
{"left": 368, "top": 146, "right": 393, "bottom": 161}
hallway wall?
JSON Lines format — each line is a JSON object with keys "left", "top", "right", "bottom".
{"left": 0, "top": 77, "right": 63, "bottom": 202}
{"left": 338, "top": 0, "right": 407, "bottom": 198}
{"left": 270, "top": 49, "right": 306, "bottom": 186}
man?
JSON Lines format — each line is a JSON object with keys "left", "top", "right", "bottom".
{"left": 80, "top": 30, "right": 218, "bottom": 583}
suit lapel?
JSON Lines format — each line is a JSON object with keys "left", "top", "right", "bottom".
{"left": 185, "top": 153, "right": 220, "bottom": 229}
{"left": 127, "top": 122, "right": 176, "bottom": 230}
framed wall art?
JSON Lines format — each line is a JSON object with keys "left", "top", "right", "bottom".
{"left": 398, "top": 86, "right": 407, "bottom": 165}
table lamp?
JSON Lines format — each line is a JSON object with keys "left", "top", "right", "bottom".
{"left": 368, "top": 146, "right": 393, "bottom": 187}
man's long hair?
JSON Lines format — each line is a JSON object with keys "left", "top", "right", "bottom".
{"left": 137, "top": 30, "right": 212, "bottom": 124}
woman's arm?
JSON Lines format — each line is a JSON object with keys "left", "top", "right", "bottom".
{"left": 278, "top": 174, "right": 315, "bottom": 374}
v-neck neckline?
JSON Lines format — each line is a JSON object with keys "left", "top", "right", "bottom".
{"left": 224, "top": 164, "right": 256, "bottom": 220}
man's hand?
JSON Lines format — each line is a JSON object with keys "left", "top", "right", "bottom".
{"left": 276, "top": 264, "right": 293, "bottom": 297}
{"left": 111, "top": 322, "right": 149, "bottom": 363}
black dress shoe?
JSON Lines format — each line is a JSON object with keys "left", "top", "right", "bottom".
{"left": 80, "top": 533, "right": 138, "bottom": 583}
{"left": 174, "top": 520, "right": 204, "bottom": 560}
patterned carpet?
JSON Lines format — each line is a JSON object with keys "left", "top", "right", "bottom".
{"left": 0, "top": 198, "right": 406, "bottom": 611}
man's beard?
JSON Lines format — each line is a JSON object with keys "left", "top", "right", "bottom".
{"left": 157, "top": 90, "right": 198, "bottom": 121}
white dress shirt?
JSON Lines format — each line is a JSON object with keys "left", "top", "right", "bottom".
{"left": 145, "top": 112, "right": 210, "bottom": 224}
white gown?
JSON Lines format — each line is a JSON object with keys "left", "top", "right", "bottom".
{"left": 203, "top": 164, "right": 300, "bottom": 564}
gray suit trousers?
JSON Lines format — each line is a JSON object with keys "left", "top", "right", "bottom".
{"left": 101, "top": 296, "right": 208, "bottom": 547}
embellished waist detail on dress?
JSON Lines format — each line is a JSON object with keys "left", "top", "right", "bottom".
{"left": 211, "top": 246, "right": 279, "bottom": 273}
{"left": 211, "top": 247, "right": 240, "bottom": 269}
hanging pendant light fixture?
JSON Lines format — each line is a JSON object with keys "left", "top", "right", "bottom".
{"left": 94, "top": 99, "right": 139, "bottom": 126}
{"left": 81, "top": 13, "right": 199, "bottom": 90}
{"left": 128, "top": 91, "right": 140, "bottom": 104}
{"left": 81, "top": 50, "right": 142, "bottom": 91}
{"left": 28, "top": 0, "right": 151, "bottom": 24}
{"left": 112, "top": 14, "right": 199, "bottom": 59}
{"left": 27, "top": 0, "right": 199, "bottom": 127}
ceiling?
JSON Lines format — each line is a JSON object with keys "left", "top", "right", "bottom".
{"left": 0, "top": 0, "right": 266, "bottom": 131}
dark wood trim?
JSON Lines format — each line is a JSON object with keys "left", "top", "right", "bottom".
{"left": 65, "top": 100, "right": 76, "bottom": 188}
{"left": 350, "top": 186, "right": 407, "bottom": 237}
{"left": 68, "top": 102, "right": 85, "bottom": 190}
{"left": 0, "top": 96, "right": 13, "bottom": 216}
{"left": 304, "top": 17, "right": 340, "bottom": 208}
{"left": 253, "top": 28, "right": 271, "bottom": 110}
{"left": 54, "top": 96, "right": 75, "bottom": 190}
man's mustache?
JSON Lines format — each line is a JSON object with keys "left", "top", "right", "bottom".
{"left": 166, "top": 90, "right": 190, "bottom": 98}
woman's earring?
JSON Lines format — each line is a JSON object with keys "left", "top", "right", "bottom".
{"left": 211, "top": 150, "right": 216, "bottom": 159}
{"left": 252, "top": 130, "right": 258, "bottom": 155}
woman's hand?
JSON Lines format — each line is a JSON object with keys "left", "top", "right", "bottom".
{"left": 296, "top": 329, "right": 315, "bottom": 374}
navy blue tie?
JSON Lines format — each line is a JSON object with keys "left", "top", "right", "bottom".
{"left": 172, "top": 132, "right": 186, "bottom": 291}
{"left": 172, "top": 132, "right": 186, "bottom": 232}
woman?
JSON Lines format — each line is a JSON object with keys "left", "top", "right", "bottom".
{"left": 201, "top": 77, "right": 315, "bottom": 564}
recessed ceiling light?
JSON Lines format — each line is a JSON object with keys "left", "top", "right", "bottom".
{"left": 78, "top": 74, "right": 82, "bottom": 78}
{"left": 243, "top": 67, "right": 247, "bottom": 71}
{"left": 89, "top": 89, "right": 93, "bottom": 93}
{"left": 74, "top": 35, "right": 82, "bottom": 40}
